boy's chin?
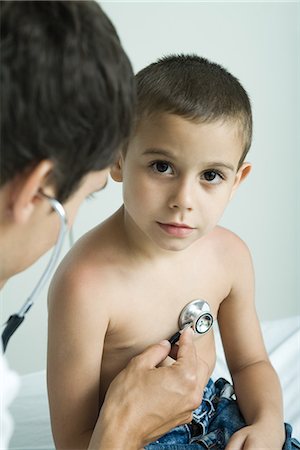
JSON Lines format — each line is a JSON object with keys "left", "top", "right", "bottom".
{"left": 155, "top": 237, "right": 201, "bottom": 252}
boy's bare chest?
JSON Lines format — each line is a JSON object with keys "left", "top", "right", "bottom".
{"left": 99, "top": 259, "right": 224, "bottom": 402}
{"left": 104, "top": 252, "right": 229, "bottom": 353}
{"left": 98, "top": 251, "right": 229, "bottom": 401}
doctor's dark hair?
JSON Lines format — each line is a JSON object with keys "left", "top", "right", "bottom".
{"left": 1, "top": 1, "right": 135, "bottom": 202}
{"left": 134, "top": 54, "right": 252, "bottom": 166}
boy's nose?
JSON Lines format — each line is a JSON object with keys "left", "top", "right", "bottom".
{"left": 168, "top": 179, "right": 194, "bottom": 211}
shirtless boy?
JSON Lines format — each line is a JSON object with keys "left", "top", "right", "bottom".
{"left": 48, "top": 55, "right": 290, "bottom": 449}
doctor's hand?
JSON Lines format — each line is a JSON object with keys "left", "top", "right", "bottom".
{"left": 88, "top": 327, "right": 208, "bottom": 450}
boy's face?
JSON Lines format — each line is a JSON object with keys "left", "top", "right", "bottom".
{"left": 113, "top": 113, "right": 250, "bottom": 252}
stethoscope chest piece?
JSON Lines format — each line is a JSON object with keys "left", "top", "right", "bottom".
{"left": 168, "top": 299, "right": 213, "bottom": 345}
{"left": 179, "top": 299, "right": 213, "bottom": 334}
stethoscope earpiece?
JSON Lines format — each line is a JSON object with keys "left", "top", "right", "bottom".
{"left": 168, "top": 299, "right": 213, "bottom": 345}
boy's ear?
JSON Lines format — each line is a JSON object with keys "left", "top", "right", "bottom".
{"left": 230, "top": 162, "right": 252, "bottom": 200}
{"left": 110, "top": 154, "right": 123, "bottom": 183}
{"left": 11, "top": 160, "right": 54, "bottom": 224}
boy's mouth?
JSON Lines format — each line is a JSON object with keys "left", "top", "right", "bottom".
{"left": 157, "top": 221, "right": 195, "bottom": 237}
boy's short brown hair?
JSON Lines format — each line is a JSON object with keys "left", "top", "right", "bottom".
{"left": 134, "top": 54, "right": 252, "bottom": 167}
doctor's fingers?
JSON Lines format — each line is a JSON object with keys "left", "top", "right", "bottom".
{"left": 173, "top": 328, "right": 200, "bottom": 377}
{"left": 168, "top": 328, "right": 205, "bottom": 411}
{"left": 129, "top": 339, "right": 171, "bottom": 370}
{"left": 128, "top": 326, "right": 195, "bottom": 371}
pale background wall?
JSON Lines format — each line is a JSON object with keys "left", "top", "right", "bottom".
{"left": 1, "top": 1, "right": 299, "bottom": 375}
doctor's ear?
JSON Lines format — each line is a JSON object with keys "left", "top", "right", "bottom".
{"left": 110, "top": 155, "right": 123, "bottom": 183}
{"left": 10, "top": 160, "right": 54, "bottom": 224}
{"left": 230, "top": 162, "right": 252, "bottom": 200}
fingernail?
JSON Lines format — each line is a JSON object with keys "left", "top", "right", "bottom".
{"left": 182, "top": 327, "right": 193, "bottom": 337}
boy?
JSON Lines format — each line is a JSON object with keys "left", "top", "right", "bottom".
{"left": 48, "top": 55, "right": 296, "bottom": 448}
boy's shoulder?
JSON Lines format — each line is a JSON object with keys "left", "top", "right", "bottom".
{"left": 48, "top": 213, "right": 127, "bottom": 317}
{"left": 203, "top": 225, "right": 253, "bottom": 271}
{"left": 200, "top": 226, "right": 254, "bottom": 299}
{"left": 50, "top": 212, "right": 125, "bottom": 292}
{"left": 207, "top": 225, "right": 250, "bottom": 254}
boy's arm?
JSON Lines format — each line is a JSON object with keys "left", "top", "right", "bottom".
{"left": 47, "top": 259, "right": 110, "bottom": 449}
{"left": 218, "top": 237, "right": 285, "bottom": 449}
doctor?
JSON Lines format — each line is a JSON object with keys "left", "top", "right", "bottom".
{"left": 0, "top": 2, "right": 205, "bottom": 449}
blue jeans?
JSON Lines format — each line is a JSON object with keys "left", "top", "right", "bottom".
{"left": 146, "top": 378, "right": 300, "bottom": 449}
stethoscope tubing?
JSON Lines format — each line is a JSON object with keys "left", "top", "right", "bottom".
{"left": 17, "top": 193, "right": 68, "bottom": 316}
{"left": 1, "top": 192, "right": 68, "bottom": 351}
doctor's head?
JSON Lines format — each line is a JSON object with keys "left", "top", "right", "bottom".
{"left": 0, "top": 1, "right": 135, "bottom": 286}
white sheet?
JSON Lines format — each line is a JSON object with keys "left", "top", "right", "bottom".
{"left": 8, "top": 316, "right": 300, "bottom": 449}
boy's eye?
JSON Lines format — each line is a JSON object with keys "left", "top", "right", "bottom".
{"left": 202, "top": 170, "right": 223, "bottom": 184}
{"left": 151, "top": 161, "right": 173, "bottom": 174}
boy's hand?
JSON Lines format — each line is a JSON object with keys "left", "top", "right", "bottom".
{"left": 89, "top": 327, "right": 209, "bottom": 449}
{"left": 225, "top": 422, "right": 285, "bottom": 450}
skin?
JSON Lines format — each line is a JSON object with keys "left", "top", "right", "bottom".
{"left": 90, "top": 328, "right": 204, "bottom": 449}
{"left": 0, "top": 158, "right": 206, "bottom": 449}
{"left": 48, "top": 113, "right": 285, "bottom": 449}
{"left": 0, "top": 161, "right": 109, "bottom": 288}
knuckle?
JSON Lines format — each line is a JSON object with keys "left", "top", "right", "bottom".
{"left": 185, "top": 411, "right": 194, "bottom": 424}
{"left": 195, "top": 383, "right": 204, "bottom": 403}
{"left": 128, "top": 354, "right": 141, "bottom": 369}
{"left": 182, "top": 372, "right": 203, "bottom": 410}
{"left": 190, "top": 390, "right": 202, "bottom": 410}
{"left": 177, "top": 411, "right": 194, "bottom": 427}
{"left": 183, "top": 370, "right": 198, "bottom": 390}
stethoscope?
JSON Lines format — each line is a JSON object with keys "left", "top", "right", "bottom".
{"left": 168, "top": 299, "right": 214, "bottom": 345}
{"left": 1, "top": 191, "right": 68, "bottom": 352}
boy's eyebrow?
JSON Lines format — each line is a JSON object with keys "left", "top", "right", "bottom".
{"left": 203, "top": 162, "right": 235, "bottom": 172}
{"left": 142, "top": 149, "right": 235, "bottom": 172}
{"left": 142, "top": 148, "right": 173, "bottom": 158}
